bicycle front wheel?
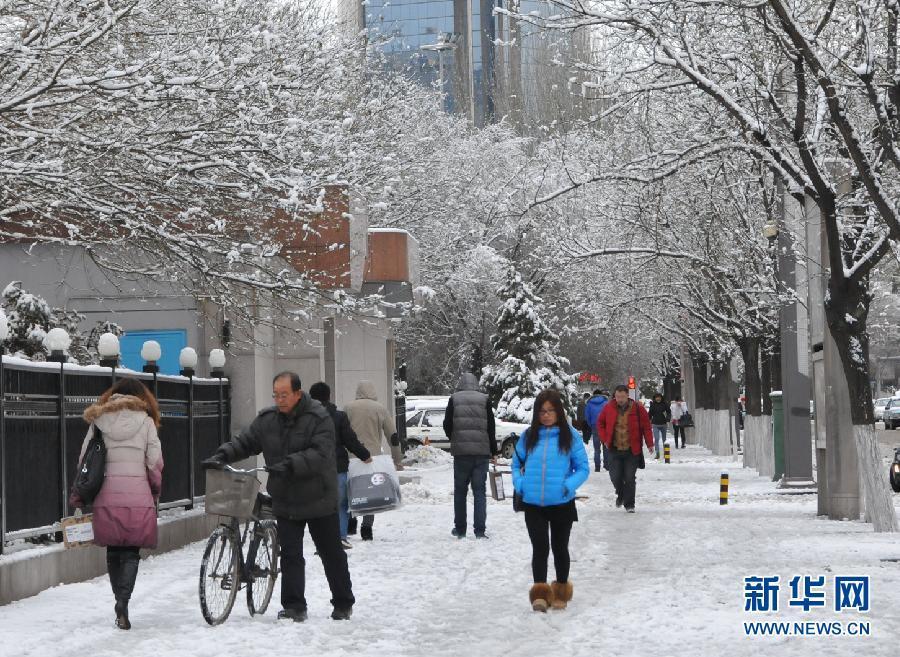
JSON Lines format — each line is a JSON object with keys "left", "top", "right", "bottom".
{"left": 246, "top": 520, "right": 279, "bottom": 616}
{"left": 199, "top": 526, "right": 240, "bottom": 625}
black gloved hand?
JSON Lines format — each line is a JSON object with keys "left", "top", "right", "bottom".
{"left": 266, "top": 459, "right": 293, "bottom": 475}
{"left": 201, "top": 454, "right": 227, "bottom": 470}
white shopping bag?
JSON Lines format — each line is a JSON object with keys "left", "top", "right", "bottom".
{"left": 347, "top": 454, "right": 402, "bottom": 517}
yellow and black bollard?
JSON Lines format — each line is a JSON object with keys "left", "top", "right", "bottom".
{"left": 720, "top": 472, "right": 729, "bottom": 505}
{"left": 664, "top": 444, "right": 671, "bottom": 464}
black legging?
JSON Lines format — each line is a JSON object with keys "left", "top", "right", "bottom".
{"left": 524, "top": 507, "right": 573, "bottom": 583}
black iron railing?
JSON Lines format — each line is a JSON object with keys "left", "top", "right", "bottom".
{"left": 0, "top": 357, "right": 230, "bottom": 553}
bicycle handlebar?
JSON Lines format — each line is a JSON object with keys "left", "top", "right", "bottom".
{"left": 223, "top": 464, "right": 269, "bottom": 475}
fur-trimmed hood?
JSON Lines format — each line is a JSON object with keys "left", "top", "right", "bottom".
{"left": 83, "top": 394, "right": 152, "bottom": 442}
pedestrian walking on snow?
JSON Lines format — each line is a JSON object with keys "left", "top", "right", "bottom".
{"left": 512, "top": 389, "right": 590, "bottom": 612}
{"left": 596, "top": 385, "right": 654, "bottom": 513}
{"left": 69, "top": 377, "right": 164, "bottom": 631}
{"left": 648, "top": 393, "right": 671, "bottom": 459}
{"left": 308, "top": 382, "right": 372, "bottom": 549}
{"left": 583, "top": 389, "right": 609, "bottom": 472}
{"left": 443, "top": 372, "right": 498, "bottom": 539}
{"left": 670, "top": 397, "right": 688, "bottom": 448}
{"left": 202, "top": 372, "right": 354, "bottom": 622}
{"left": 343, "top": 380, "right": 401, "bottom": 541}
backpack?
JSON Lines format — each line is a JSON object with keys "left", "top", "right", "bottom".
{"left": 73, "top": 425, "right": 106, "bottom": 505}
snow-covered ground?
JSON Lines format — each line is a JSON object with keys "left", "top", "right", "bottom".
{"left": 2, "top": 445, "right": 899, "bottom": 656}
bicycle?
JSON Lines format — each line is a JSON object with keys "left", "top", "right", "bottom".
{"left": 199, "top": 465, "right": 280, "bottom": 625}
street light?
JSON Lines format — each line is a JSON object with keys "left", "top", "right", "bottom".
{"left": 209, "top": 349, "right": 227, "bottom": 445}
{"left": 179, "top": 347, "right": 197, "bottom": 378}
{"left": 141, "top": 340, "right": 161, "bottom": 399}
{"left": 98, "top": 332, "right": 120, "bottom": 384}
{"left": 44, "top": 328, "right": 70, "bottom": 363}
{"left": 44, "top": 328, "right": 70, "bottom": 514}
{"left": 209, "top": 349, "right": 226, "bottom": 376}
{"left": 420, "top": 32, "right": 460, "bottom": 113}
{"left": 141, "top": 340, "right": 162, "bottom": 374}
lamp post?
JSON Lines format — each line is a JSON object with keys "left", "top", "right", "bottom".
{"left": 421, "top": 32, "right": 459, "bottom": 113}
{"left": 0, "top": 310, "right": 8, "bottom": 554}
{"left": 209, "top": 349, "right": 226, "bottom": 445}
{"left": 43, "top": 328, "right": 70, "bottom": 522}
{"left": 180, "top": 347, "right": 197, "bottom": 508}
{"left": 98, "top": 332, "right": 120, "bottom": 384}
{"left": 179, "top": 347, "right": 197, "bottom": 378}
{"left": 44, "top": 328, "right": 70, "bottom": 364}
{"left": 141, "top": 340, "right": 161, "bottom": 398}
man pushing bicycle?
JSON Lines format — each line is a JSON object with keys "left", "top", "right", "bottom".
{"left": 202, "top": 371, "right": 354, "bottom": 622}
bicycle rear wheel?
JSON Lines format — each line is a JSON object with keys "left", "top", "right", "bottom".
{"left": 199, "top": 526, "right": 240, "bottom": 625}
{"left": 246, "top": 520, "right": 279, "bottom": 616}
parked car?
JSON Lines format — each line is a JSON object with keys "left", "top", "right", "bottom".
{"left": 404, "top": 400, "right": 529, "bottom": 458}
{"left": 405, "top": 395, "right": 450, "bottom": 412}
{"left": 884, "top": 398, "right": 900, "bottom": 430}
{"left": 875, "top": 397, "right": 892, "bottom": 422}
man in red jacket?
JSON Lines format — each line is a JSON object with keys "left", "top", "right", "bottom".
{"left": 596, "top": 385, "right": 654, "bottom": 513}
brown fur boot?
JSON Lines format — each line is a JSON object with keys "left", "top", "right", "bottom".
{"left": 550, "top": 581, "right": 573, "bottom": 610}
{"left": 529, "top": 583, "right": 553, "bottom": 612}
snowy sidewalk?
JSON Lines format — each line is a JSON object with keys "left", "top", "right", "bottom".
{"left": 2, "top": 445, "right": 899, "bottom": 657}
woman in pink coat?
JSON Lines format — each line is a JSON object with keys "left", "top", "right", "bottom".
{"left": 70, "top": 377, "right": 164, "bottom": 630}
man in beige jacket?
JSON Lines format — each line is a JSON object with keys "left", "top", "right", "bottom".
{"left": 344, "top": 380, "right": 401, "bottom": 541}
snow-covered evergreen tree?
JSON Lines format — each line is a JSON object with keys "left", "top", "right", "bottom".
{"left": 2, "top": 282, "right": 51, "bottom": 359}
{"left": 480, "top": 271, "right": 577, "bottom": 422}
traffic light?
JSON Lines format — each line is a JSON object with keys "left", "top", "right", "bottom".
{"left": 628, "top": 376, "right": 636, "bottom": 390}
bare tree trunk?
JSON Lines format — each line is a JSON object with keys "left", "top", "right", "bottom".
{"left": 825, "top": 274, "right": 899, "bottom": 531}
{"left": 740, "top": 336, "right": 764, "bottom": 469}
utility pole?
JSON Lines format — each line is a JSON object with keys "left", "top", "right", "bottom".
{"left": 776, "top": 190, "right": 814, "bottom": 487}
{"left": 809, "top": 169, "right": 860, "bottom": 519}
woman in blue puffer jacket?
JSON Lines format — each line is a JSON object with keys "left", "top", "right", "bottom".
{"left": 512, "top": 389, "right": 590, "bottom": 612}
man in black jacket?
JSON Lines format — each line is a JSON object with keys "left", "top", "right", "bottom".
{"left": 309, "top": 381, "right": 372, "bottom": 549}
{"left": 202, "top": 372, "right": 354, "bottom": 622}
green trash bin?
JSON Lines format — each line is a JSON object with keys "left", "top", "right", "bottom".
{"left": 770, "top": 391, "right": 784, "bottom": 482}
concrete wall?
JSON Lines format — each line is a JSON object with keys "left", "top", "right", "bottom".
{"left": 0, "top": 511, "right": 220, "bottom": 606}
{"left": 332, "top": 316, "right": 393, "bottom": 410}
{"left": 0, "top": 243, "right": 201, "bottom": 349}
{"left": 2, "top": 244, "right": 399, "bottom": 438}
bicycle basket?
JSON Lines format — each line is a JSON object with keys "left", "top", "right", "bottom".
{"left": 205, "top": 468, "right": 261, "bottom": 519}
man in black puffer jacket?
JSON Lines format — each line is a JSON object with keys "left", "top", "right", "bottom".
{"left": 309, "top": 381, "right": 372, "bottom": 549}
{"left": 202, "top": 372, "right": 354, "bottom": 623}
{"left": 443, "top": 372, "right": 497, "bottom": 539}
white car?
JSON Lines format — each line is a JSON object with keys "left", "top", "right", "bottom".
{"left": 875, "top": 397, "right": 892, "bottom": 422}
{"left": 404, "top": 400, "right": 529, "bottom": 458}
{"left": 885, "top": 397, "right": 900, "bottom": 431}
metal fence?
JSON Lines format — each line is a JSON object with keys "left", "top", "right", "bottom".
{"left": 0, "top": 357, "right": 230, "bottom": 554}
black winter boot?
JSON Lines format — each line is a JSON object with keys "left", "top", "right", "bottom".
{"left": 347, "top": 517, "right": 357, "bottom": 535}
{"left": 115, "top": 551, "right": 141, "bottom": 630}
{"left": 107, "top": 550, "right": 122, "bottom": 624}
{"left": 360, "top": 525, "right": 373, "bottom": 541}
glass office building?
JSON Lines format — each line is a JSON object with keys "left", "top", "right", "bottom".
{"left": 348, "top": 1, "right": 589, "bottom": 131}
{"left": 359, "top": 0, "right": 499, "bottom": 126}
